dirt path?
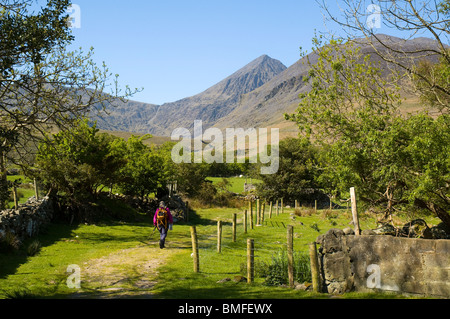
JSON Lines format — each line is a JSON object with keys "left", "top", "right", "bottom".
{"left": 71, "top": 240, "right": 174, "bottom": 299}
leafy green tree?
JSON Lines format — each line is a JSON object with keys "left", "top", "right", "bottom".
{"left": 287, "top": 36, "right": 450, "bottom": 227}
{"left": 35, "top": 120, "right": 124, "bottom": 203}
{"left": 319, "top": 0, "right": 450, "bottom": 111}
{"left": 256, "top": 138, "right": 322, "bottom": 205}
{"left": 0, "top": 0, "right": 138, "bottom": 209}
{"left": 414, "top": 52, "right": 450, "bottom": 111}
{"left": 399, "top": 114, "right": 450, "bottom": 227}
{"left": 174, "top": 162, "right": 211, "bottom": 198}
{"left": 286, "top": 37, "right": 402, "bottom": 209}
{"left": 113, "top": 135, "right": 166, "bottom": 202}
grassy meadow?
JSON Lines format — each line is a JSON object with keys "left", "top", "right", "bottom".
{"left": 1, "top": 191, "right": 439, "bottom": 299}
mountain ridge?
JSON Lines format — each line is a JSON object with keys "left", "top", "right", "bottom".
{"left": 93, "top": 35, "right": 444, "bottom": 138}
{"left": 94, "top": 54, "right": 287, "bottom": 136}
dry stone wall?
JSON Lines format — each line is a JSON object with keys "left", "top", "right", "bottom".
{"left": 0, "top": 196, "right": 53, "bottom": 240}
{"left": 317, "top": 229, "right": 450, "bottom": 298}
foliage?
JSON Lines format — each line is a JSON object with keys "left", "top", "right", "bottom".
{"left": 27, "top": 240, "right": 42, "bottom": 257}
{"left": 0, "top": 231, "right": 21, "bottom": 253}
{"left": 35, "top": 120, "right": 124, "bottom": 203}
{"left": 0, "top": 0, "right": 138, "bottom": 211}
{"left": 256, "top": 137, "right": 322, "bottom": 205}
{"left": 397, "top": 114, "right": 450, "bottom": 226}
{"left": 318, "top": 0, "right": 450, "bottom": 111}
{"left": 256, "top": 249, "right": 312, "bottom": 286}
{"left": 112, "top": 135, "right": 167, "bottom": 200}
{"left": 286, "top": 36, "right": 450, "bottom": 227}
{"left": 414, "top": 52, "right": 450, "bottom": 111}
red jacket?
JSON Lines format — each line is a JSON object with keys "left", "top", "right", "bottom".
{"left": 153, "top": 207, "right": 173, "bottom": 227}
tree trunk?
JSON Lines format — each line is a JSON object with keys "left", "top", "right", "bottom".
{"left": 415, "top": 199, "right": 450, "bottom": 229}
{"left": 0, "top": 151, "right": 8, "bottom": 210}
{"left": 0, "top": 151, "right": 6, "bottom": 181}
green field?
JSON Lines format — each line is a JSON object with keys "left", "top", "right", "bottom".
{"left": 207, "top": 176, "right": 262, "bottom": 194}
{"left": 5, "top": 175, "right": 36, "bottom": 208}
{"left": 1, "top": 200, "right": 436, "bottom": 299}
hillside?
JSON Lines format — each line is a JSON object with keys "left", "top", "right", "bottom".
{"left": 93, "top": 35, "right": 443, "bottom": 139}
{"left": 214, "top": 35, "right": 444, "bottom": 135}
{"left": 93, "top": 55, "right": 287, "bottom": 136}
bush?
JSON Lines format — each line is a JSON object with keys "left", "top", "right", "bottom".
{"left": 0, "top": 231, "right": 21, "bottom": 253}
{"left": 246, "top": 249, "right": 312, "bottom": 286}
{"left": 27, "top": 240, "right": 42, "bottom": 256}
{"left": 192, "top": 182, "right": 244, "bottom": 208}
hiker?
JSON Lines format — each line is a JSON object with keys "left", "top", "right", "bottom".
{"left": 153, "top": 201, "right": 173, "bottom": 249}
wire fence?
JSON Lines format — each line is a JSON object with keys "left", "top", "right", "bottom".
{"left": 188, "top": 199, "right": 321, "bottom": 290}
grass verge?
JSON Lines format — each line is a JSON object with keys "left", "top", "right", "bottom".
{"left": 0, "top": 203, "right": 438, "bottom": 299}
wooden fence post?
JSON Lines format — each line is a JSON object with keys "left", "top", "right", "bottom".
{"left": 247, "top": 238, "right": 254, "bottom": 284}
{"left": 256, "top": 199, "right": 260, "bottom": 225}
{"left": 190, "top": 226, "right": 199, "bottom": 273}
{"left": 262, "top": 202, "right": 265, "bottom": 224}
{"left": 315, "top": 200, "right": 317, "bottom": 212}
{"left": 281, "top": 198, "right": 284, "bottom": 214}
{"left": 217, "top": 220, "right": 223, "bottom": 253}
{"left": 309, "top": 242, "right": 320, "bottom": 293}
{"left": 269, "top": 201, "right": 273, "bottom": 219}
{"left": 13, "top": 186, "right": 18, "bottom": 209}
{"left": 232, "top": 213, "right": 237, "bottom": 243}
{"left": 250, "top": 201, "right": 254, "bottom": 230}
{"left": 276, "top": 200, "right": 279, "bottom": 216}
{"left": 287, "top": 225, "right": 294, "bottom": 288}
{"left": 244, "top": 210, "right": 248, "bottom": 234}
{"left": 350, "top": 187, "right": 361, "bottom": 235}
{"left": 34, "top": 178, "right": 39, "bottom": 201}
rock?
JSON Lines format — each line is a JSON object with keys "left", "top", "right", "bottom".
{"left": 0, "top": 196, "right": 53, "bottom": 241}
{"left": 232, "top": 276, "right": 247, "bottom": 283}
{"left": 294, "top": 282, "right": 312, "bottom": 291}
{"left": 361, "top": 229, "right": 376, "bottom": 236}
{"left": 430, "top": 222, "right": 450, "bottom": 239}
{"left": 217, "top": 278, "right": 231, "bottom": 283}
{"left": 317, "top": 229, "right": 345, "bottom": 253}
{"left": 343, "top": 227, "right": 355, "bottom": 235}
{"left": 402, "top": 219, "right": 432, "bottom": 239}
{"left": 372, "top": 223, "right": 397, "bottom": 236}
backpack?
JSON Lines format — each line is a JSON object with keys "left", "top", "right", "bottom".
{"left": 156, "top": 207, "right": 168, "bottom": 229}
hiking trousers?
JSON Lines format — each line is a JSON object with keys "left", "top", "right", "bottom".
{"left": 158, "top": 226, "right": 168, "bottom": 248}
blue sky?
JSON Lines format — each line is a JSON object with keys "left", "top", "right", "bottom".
{"left": 63, "top": 0, "right": 398, "bottom": 105}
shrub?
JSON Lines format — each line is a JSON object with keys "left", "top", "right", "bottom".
{"left": 246, "top": 249, "right": 312, "bottom": 286}
{"left": 0, "top": 231, "right": 21, "bottom": 253}
{"left": 27, "top": 240, "right": 42, "bottom": 256}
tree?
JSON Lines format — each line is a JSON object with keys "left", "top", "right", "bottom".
{"left": 0, "top": 0, "right": 138, "bottom": 208}
{"left": 287, "top": 35, "right": 450, "bottom": 227}
{"left": 400, "top": 114, "right": 450, "bottom": 227}
{"left": 286, "top": 37, "right": 402, "bottom": 212}
{"left": 256, "top": 138, "right": 322, "bottom": 205}
{"left": 314, "top": 0, "right": 450, "bottom": 226}
{"left": 318, "top": 0, "right": 450, "bottom": 112}
{"left": 35, "top": 120, "right": 124, "bottom": 204}
{"left": 174, "top": 162, "right": 210, "bottom": 198}
{"left": 113, "top": 135, "right": 166, "bottom": 202}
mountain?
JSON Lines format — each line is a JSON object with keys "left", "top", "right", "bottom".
{"left": 94, "top": 35, "right": 444, "bottom": 138}
{"left": 213, "top": 35, "right": 444, "bottom": 134}
{"left": 94, "top": 55, "right": 287, "bottom": 136}
{"left": 94, "top": 99, "right": 159, "bottom": 133}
